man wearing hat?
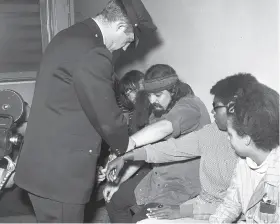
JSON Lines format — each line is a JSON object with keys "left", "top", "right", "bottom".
{"left": 104, "top": 64, "right": 211, "bottom": 223}
{"left": 14, "top": 0, "right": 156, "bottom": 222}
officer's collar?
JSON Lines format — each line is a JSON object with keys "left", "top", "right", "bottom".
{"left": 81, "top": 18, "right": 104, "bottom": 46}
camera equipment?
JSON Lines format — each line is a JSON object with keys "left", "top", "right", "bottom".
{"left": 0, "top": 89, "right": 25, "bottom": 190}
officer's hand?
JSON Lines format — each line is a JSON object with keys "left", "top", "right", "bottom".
{"left": 103, "top": 183, "right": 120, "bottom": 203}
{"left": 106, "top": 156, "right": 125, "bottom": 182}
{"left": 96, "top": 166, "right": 106, "bottom": 184}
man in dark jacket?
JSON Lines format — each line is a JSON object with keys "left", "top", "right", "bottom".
{"left": 14, "top": 0, "right": 156, "bottom": 222}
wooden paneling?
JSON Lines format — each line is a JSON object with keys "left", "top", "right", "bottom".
{"left": 0, "top": 0, "right": 42, "bottom": 73}
{"left": 0, "top": 4, "right": 39, "bottom": 13}
{"left": 40, "top": 0, "right": 74, "bottom": 51}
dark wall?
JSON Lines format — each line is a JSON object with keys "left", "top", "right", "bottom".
{"left": 0, "top": 0, "right": 42, "bottom": 73}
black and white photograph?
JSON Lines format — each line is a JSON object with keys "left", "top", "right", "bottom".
{"left": 0, "top": 0, "right": 278, "bottom": 223}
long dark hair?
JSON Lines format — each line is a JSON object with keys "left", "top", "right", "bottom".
{"left": 167, "top": 80, "right": 194, "bottom": 110}
{"left": 114, "top": 70, "right": 144, "bottom": 111}
{"left": 114, "top": 70, "right": 151, "bottom": 134}
{"left": 129, "top": 90, "right": 152, "bottom": 134}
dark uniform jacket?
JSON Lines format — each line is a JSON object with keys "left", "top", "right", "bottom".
{"left": 14, "top": 19, "right": 129, "bottom": 204}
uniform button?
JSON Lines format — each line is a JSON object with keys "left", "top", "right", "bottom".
{"left": 89, "top": 150, "right": 92, "bottom": 153}
{"left": 155, "top": 172, "right": 158, "bottom": 174}
{"left": 95, "top": 34, "right": 98, "bottom": 37}
{"left": 157, "top": 184, "right": 160, "bottom": 187}
{"left": 248, "top": 214, "right": 253, "bottom": 219}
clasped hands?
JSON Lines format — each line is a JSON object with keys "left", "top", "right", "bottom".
{"left": 104, "top": 137, "right": 136, "bottom": 182}
{"left": 98, "top": 153, "right": 121, "bottom": 202}
{"left": 98, "top": 137, "right": 136, "bottom": 202}
{"left": 96, "top": 153, "right": 116, "bottom": 184}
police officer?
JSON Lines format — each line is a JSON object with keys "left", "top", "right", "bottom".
{"left": 14, "top": 0, "right": 157, "bottom": 222}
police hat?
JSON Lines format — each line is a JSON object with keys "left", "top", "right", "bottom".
{"left": 117, "top": 0, "right": 157, "bottom": 47}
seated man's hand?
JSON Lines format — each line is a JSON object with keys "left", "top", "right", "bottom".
{"left": 106, "top": 156, "right": 125, "bottom": 182}
{"left": 97, "top": 152, "right": 118, "bottom": 184}
{"left": 107, "top": 153, "right": 117, "bottom": 164}
{"left": 103, "top": 183, "right": 120, "bottom": 203}
{"left": 102, "top": 152, "right": 117, "bottom": 172}
{"left": 146, "top": 204, "right": 181, "bottom": 220}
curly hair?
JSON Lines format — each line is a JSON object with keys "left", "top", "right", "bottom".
{"left": 228, "top": 83, "right": 279, "bottom": 151}
{"left": 210, "top": 73, "right": 258, "bottom": 105}
{"left": 129, "top": 90, "right": 151, "bottom": 134}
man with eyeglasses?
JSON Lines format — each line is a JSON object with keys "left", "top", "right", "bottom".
{"left": 106, "top": 73, "right": 258, "bottom": 223}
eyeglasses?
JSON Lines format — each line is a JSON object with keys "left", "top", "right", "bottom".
{"left": 212, "top": 103, "right": 227, "bottom": 112}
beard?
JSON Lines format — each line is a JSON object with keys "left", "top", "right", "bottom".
{"left": 152, "top": 104, "right": 166, "bottom": 118}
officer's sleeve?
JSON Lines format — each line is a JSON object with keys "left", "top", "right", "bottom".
{"left": 73, "top": 47, "right": 129, "bottom": 156}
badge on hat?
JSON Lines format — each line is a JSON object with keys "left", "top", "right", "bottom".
{"left": 117, "top": 0, "right": 157, "bottom": 47}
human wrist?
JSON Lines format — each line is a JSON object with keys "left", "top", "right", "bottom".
{"left": 122, "top": 151, "right": 135, "bottom": 161}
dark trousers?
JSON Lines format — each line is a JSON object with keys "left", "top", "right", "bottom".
{"left": 106, "top": 164, "right": 151, "bottom": 223}
{"left": 28, "top": 193, "right": 85, "bottom": 223}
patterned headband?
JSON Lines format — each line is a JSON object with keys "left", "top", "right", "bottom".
{"left": 144, "top": 76, "right": 178, "bottom": 93}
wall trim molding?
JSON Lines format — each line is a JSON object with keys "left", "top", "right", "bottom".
{"left": 0, "top": 71, "right": 37, "bottom": 83}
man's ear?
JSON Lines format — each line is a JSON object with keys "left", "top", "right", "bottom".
{"left": 244, "top": 135, "right": 251, "bottom": 146}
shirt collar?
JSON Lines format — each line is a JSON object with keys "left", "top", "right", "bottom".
{"left": 246, "top": 148, "right": 278, "bottom": 174}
